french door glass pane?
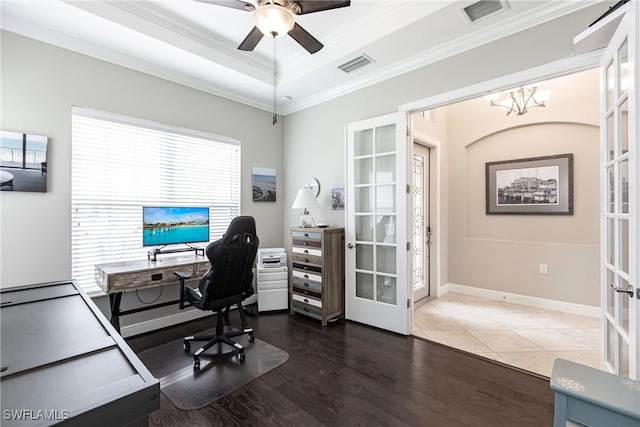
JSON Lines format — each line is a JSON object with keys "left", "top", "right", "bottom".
{"left": 606, "top": 321, "right": 615, "bottom": 366}
{"left": 376, "top": 215, "right": 396, "bottom": 243}
{"left": 377, "top": 246, "right": 396, "bottom": 274}
{"left": 621, "top": 98, "right": 629, "bottom": 154}
{"left": 355, "top": 158, "right": 374, "bottom": 185}
{"left": 356, "top": 272, "right": 374, "bottom": 300}
{"left": 622, "top": 340, "right": 629, "bottom": 378}
{"left": 376, "top": 185, "right": 395, "bottom": 213}
{"left": 375, "top": 125, "right": 396, "bottom": 153}
{"left": 377, "top": 276, "right": 397, "bottom": 305}
{"left": 356, "top": 244, "right": 374, "bottom": 271}
{"left": 617, "top": 38, "right": 628, "bottom": 98}
{"left": 355, "top": 187, "right": 373, "bottom": 213}
{"left": 606, "top": 60, "right": 614, "bottom": 109}
{"left": 376, "top": 155, "right": 396, "bottom": 183}
{"left": 607, "top": 268, "right": 615, "bottom": 316}
{"left": 355, "top": 129, "right": 373, "bottom": 156}
{"left": 621, "top": 159, "right": 629, "bottom": 213}
{"left": 620, "top": 219, "right": 629, "bottom": 274}
{"left": 621, "top": 277, "right": 630, "bottom": 333}
{"left": 607, "top": 218, "right": 615, "bottom": 265}
{"left": 356, "top": 216, "right": 373, "bottom": 241}
{"left": 607, "top": 114, "right": 615, "bottom": 161}
{"left": 607, "top": 166, "right": 615, "bottom": 213}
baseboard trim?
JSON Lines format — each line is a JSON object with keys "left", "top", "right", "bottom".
{"left": 119, "top": 308, "right": 213, "bottom": 338}
{"left": 445, "top": 283, "right": 600, "bottom": 318}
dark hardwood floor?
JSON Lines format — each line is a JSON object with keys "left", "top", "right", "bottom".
{"left": 127, "top": 311, "right": 554, "bottom": 426}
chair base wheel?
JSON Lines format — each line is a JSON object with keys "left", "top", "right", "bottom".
{"left": 183, "top": 341, "right": 191, "bottom": 352}
{"left": 238, "top": 352, "right": 245, "bottom": 361}
{"left": 193, "top": 356, "right": 200, "bottom": 369}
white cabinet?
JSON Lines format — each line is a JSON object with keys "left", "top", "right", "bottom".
{"left": 257, "top": 267, "right": 288, "bottom": 312}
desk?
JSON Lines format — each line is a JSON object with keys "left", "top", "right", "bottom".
{"left": 551, "top": 358, "right": 640, "bottom": 427}
{"left": 95, "top": 254, "right": 211, "bottom": 332}
{"left": 0, "top": 280, "right": 159, "bottom": 426}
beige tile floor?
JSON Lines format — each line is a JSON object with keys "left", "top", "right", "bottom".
{"left": 412, "top": 292, "right": 602, "bottom": 377}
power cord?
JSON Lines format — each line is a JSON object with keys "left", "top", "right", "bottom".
{"left": 136, "top": 286, "right": 163, "bottom": 304}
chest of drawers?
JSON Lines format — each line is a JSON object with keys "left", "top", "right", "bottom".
{"left": 290, "top": 227, "right": 344, "bottom": 326}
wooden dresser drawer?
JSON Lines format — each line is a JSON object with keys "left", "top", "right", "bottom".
{"left": 292, "top": 270, "right": 322, "bottom": 283}
{"left": 292, "top": 238, "right": 322, "bottom": 248}
{"left": 292, "top": 277, "right": 322, "bottom": 298}
{"left": 292, "top": 231, "right": 322, "bottom": 240}
{"left": 292, "top": 252, "right": 322, "bottom": 265}
{"left": 292, "top": 292, "right": 322, "bottom": 308}
{"left": 292, "top": 247, "right": 322, "bottom": 257}
{"left": 292, "top": 262, "right": 321, "bottom": 274}
{"left": 292, "top": 301, "right": 323, "bottom": 317}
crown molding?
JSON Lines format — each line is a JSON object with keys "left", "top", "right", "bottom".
{"left": 281, "top": 0, "right": 594, "bottom": 115}
{"left": 0, "top": 14, "right": 274, "bottom": 113}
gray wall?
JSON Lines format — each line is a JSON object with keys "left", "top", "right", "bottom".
{"left": 283, "top": 5, "right": 606, "bottom": 304}
{"left": 0, "top": 31, "right": 284, "bottom": 323}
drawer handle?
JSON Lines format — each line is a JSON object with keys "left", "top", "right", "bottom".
{"left": 304, "top": 274, "right": 309, "bottom": 279}
{"left": 304, "top": 282, "right": 309, "bottom": 287}
{"left": 304, "top": 307, "right": 309, "bottom": 312}
{"left": 304, "top": 233, "right": 309, "bottom": 237}
{"left": 303, "top": 242, "right": 309, "bottom": 246}
{"left": 304, "top": 258, "right": 309, "bottom": 262}
{"left": 304, "top": 298, "right": 309, "bottom": 303}
{"left": 303, "top": 249, "right": 309, "bottom": 254}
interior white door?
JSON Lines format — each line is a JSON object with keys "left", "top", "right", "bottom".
{"left": 345, "top": 112, "right": 410, "bottom": 335}
{"left": 600, "top": 1, "right": 638, "bottom": 379}
{"left": 412, "top": 143, "right": 431, "bottom": 302}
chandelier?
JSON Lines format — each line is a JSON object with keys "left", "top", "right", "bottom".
{"left": 484, "top": 85, "right": 551, "bottom": 116}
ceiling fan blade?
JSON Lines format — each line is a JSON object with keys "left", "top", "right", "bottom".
{"left": 288, "top": 23, "right": 323, "bottom": 54}
{"left": 293, "top": 0, "right": 350, "bottom": 15}
{"left": 193, "top": 0, "right": 254, "bottom": 11}
{"left": 238, "top": 26, "right": 264, "bottom": 51}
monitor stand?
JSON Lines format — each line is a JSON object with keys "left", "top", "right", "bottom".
{"left": 147, "top": 243, "right": 205, "bottom": 261}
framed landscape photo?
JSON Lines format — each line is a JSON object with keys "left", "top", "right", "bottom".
{"left": 486, "top": 153, "right": 573, "bottom": 215}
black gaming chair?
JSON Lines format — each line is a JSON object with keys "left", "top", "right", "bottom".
{"left": 174, "top": 216, "right": 259, "bottom": 369}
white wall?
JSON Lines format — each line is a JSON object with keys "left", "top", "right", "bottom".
{"left": 0, "top": 31, "right": 284, "bottom": 324}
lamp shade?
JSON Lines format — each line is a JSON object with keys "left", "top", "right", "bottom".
{"left": 291, "top": 187, "right": 319, "bottom": 209}
{"left": 253, "top": 4, "right": 295, "bottom": 38}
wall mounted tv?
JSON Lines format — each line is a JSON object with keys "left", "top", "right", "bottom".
{"left": 143, "top": 207, "right": 210, "bottom": 247}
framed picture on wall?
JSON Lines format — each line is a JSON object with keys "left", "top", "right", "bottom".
{"left": 486, "top": 153, "right": 573, "bottom": 215}
{"left": 1, "top": 130, "right": 48, "bottom": 192}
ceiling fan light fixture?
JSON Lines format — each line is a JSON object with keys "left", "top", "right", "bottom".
{"left": 253, "top": 4, "right": 295, "bottom": 38}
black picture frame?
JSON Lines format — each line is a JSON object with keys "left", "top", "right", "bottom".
{"left": 486, "top": 153, "right": 573, "bottom": 215}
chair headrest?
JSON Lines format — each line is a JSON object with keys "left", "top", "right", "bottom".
{"left": 206, "top": 216, "right": 258, "bottom": 263}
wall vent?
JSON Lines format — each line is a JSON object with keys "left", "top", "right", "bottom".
{"left": 338, "top": 54, "right": 375, "bottom": 73}
{"left": 462, "top": 0, "right": 507, "bottom": 23}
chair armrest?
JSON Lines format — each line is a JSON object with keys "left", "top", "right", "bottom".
{"left": 174, "top": 270, "right": 192, "bottom": 309}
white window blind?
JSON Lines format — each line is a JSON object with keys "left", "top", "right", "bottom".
{"left": 71, "top": 107, "right": 241, "bottom": 294}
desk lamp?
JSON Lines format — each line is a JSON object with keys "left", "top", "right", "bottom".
{"left": 292, "top": 187, "right": 319, "bottom": 227}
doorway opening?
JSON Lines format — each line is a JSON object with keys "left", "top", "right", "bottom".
{"left": 409, "top": 68, "right": 602, "bottom": 377}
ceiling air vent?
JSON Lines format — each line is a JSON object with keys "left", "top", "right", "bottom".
{"left": 338, "top": 54, "right": 375, "bottom": 74}
{"left": 462, "top": 0, "right": 507, "bottom": 23}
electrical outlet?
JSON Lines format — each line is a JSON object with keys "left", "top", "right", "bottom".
{"left": 539, "top": 264, "right": 548, "bottom": 274}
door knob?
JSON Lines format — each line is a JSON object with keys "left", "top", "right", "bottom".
{"left": 347, "top": 243, "right": 355, "bottom": 249}
{"left": 610, "top": 283, "right": 635, "bottom": 298}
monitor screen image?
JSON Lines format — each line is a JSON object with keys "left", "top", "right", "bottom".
{"left": 143, "top": 207, "right": 210, "bottom": 247}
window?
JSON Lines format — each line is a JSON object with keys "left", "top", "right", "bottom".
{"left": 71, "top": 107, "right": 241, "bottom": 294}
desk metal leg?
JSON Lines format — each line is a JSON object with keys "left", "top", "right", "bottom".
{"left": 109, "top": 292, "right": 123, "bottom": 333}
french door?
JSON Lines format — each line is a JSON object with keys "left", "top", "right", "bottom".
{"left": 600, "top": 1, "right": 638, "bottom": 378}
{"left": 345, "top": 112, "right": 411, "bottom": 335}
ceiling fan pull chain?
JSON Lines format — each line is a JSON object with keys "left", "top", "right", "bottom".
{"left": 273, "top": 36, "right": 278, "bottom": 125}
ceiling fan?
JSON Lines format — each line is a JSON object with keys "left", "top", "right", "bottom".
{"left": 195, "top": 0, "right": 351, "bottom": 54}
